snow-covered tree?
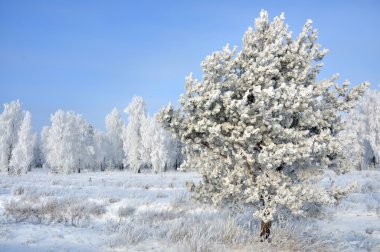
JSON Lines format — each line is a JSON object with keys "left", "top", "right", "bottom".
{"left": 105, "top": 108, "right": 125, "bottom": 170}
{"left": 84, "top": 124, "right": 97, "bottom": 171}
{"left": 122, "top": 97, "right": 184, "bottom": 174}
{"left": 0, "top": 100, "right": 25, "bottom": 173}
{"left": 157, "top": 10, "right": 368, "bottom": 239}
{"left": 92, "top": 129, "right": 108, "bottom": 171}
{"left": 9, "top": 111, "right": 37, "bottom": 175}
{"left": 39, "top": 126, "right": 50, "bottom": 168}
{"left": 141, "top": 116, "right": 180, "bottom": 173}
{"left": 45, "top": 110, "right": 94, "bottom": 174}
{"left": 33, "top": 135, "right": 43, "bottom": 168}
{"left": 122, "top": 97, "right": 148, "bottom": 173}
{"left": 341, "top": 89, "right": 380, "bottom": 170}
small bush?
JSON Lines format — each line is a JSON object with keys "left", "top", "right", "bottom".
{"left": 165, "top": 215, "right": 252, "bottom": 252}
{"left": 11, "top": 186, "right": 24, "bottom": 195}
{"left": 139, "top": 209, "right": 178, "bottom": 223}
{"left": 144, "top": 184, "right": 153, "bottom": 190}
{"left": 108, "top": 220, "right": 151, "bottom": 247}
{"left": 361, "top": 181, "right": 378, "bottom": 193}
{"left": 4, "top": 196, "right": 106, "bottom": 227}
{"left": 118, "top": 206, "right": 136, "bottom": 218}
{"left": 156, "top": 191, "right": 168, "bottom": 198}
{"left": 171, "top": 191, "right": 190, "bottom": 209}
{"left": 109, "top": 198, "right": 121, "bottom": 204}
{"left": 51, "top": 180, "right": 58, "bottom": 185}
{"left": 0, "top": 227, "right": 11, "bottom": 241}
{"left": 270, "top": 221, "right": 342, "bottom": 251}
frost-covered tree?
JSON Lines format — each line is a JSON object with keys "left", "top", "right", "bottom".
{"left": 122, "top": 97, "right": 184, "bottom": 173}
{"left": 92, "top": 129, "right": 108, "bottom": 171}
{"left": 9, "top": 111, "right": 37, "bottom": 175}
{"left": 341, "top": 89, "right": 380, "bottom": 170}
{"left": 33, "top": 136, "right": 43, "bottom": 168}
{"left": 141, "top": 116, "right": 180, "bottom": 173}
{"left": 157, "top": 11, "right": 368, "bottom": 239}
{"left": 45, "top": 110, "right": 94, "bottom": 174}
{"left": 105, "top": 108, "right": 125, "bottom": 170}
{"left": 166, "top": 135, "right": 184, "bottom": 171}
{"left": 39, "top": 126, "right": 50, "bottom": 168}
{"left": 84, "top": 125, "right": 97, "bottom": 171}
{"left": 0, "top": 100, "right": 25, "bottom": 173}
{"left": 122, "top": 97, "right": 148, "bottom": 173}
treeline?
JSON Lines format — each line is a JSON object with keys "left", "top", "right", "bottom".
{"left": 0, "top": 97, "right": 183, "bottom": 175}
{"left": 0, "top": 90, "right": 379, "bottom": 176}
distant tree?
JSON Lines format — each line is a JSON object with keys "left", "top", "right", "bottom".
{"left": 157, "top": 10, "right": 368, "bottom": 239}
{"left": 0, "top": 100, "right": 25, "bottom": 173}
{"left": 105, "top": 108, "right": 125, "bottom": 170}
{"left": 169, "top": 137, "right": 185, "bottom": 171}
{"left": 341, "top": 89, "right": 380, "bottom": 170}
{"left": 84, "top": 124, "right": 96, "bottom": 171}
{"left": 92, "top": 129, "right": 108, "bottom": 171}
{"left": 9, "top": 111, "right": 37, "bottom": 175}
{"left": 45, "top": 110, "right": 94, "bottom": 174}
{"left": 141, "top": 116, "right": 180, "bottom": 173}
{"left": 32, "top": 135, "right": 43, "bottom": 168}
{"left": 122, "top": 97, "right": 148, "bottom": 173}
{"left": 39, "top": 126, "right": 50, "bottom": 168}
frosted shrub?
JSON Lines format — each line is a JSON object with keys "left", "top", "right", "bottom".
{"left": 11, "top": 185, "right": 25, "bottom": 195}
{"left": 171, "top": 191, "right": 191, "bottom": 209}
{"left": 139, "top": 209, "right": 178, "bottom": 223}
{"left": 0, "top": 226, "right": 11, "bottom": 241}
{"left": 108, "top": 197, "right": 121, "bottom": 204}
{"left": 5, "top": 196, "right": 106, "bottom": 227}
{"left": 167, "top": 216, "right": 251, "bottom": 252}
{"left": 270, "top": 221, "right": 341, "bottom": 251}
{"left": 118, "top": 206, "right": 136, "bottom": 218}
{"left": 108, "top": 220, "right": 152, "bottom": 247}
{"left": 361, "top": 181, "right": 376, "bottom": 193}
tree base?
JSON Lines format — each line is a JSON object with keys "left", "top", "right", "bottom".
{"left": 260, "top": 220, "right": 272, "bottom": 241}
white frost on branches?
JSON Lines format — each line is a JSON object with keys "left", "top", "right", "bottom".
{"left": 123, "top": 97, "right": 183, "bottom": 173}
{"left": 141, "top": 115, "right": 182, "bottom": 173}
{"left": 9, "top": 111, "right": 37, "bottom": 175}
{"left": 105, "top": 108, "right": 125, "bottom": 170}
{"left": 44, "top": 110, "right": 95, "bottom": 174}
{"left": 341, "top": 89, "right": 380, "bottom": 170}
{"left": 157, "top": 10, "right": 368, "bottom": 223}
{"left": 123, "top": 97, "right": 148, "bottom": 173}
{"left": 0, "top": 100, "right": 37, "bottom": 174}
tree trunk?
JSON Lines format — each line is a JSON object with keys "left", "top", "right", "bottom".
{"left": 7, "top": 143, "right": 12, "bottom": 173}
{"left": 260, "top": 220, "right": 272, "bottom": 241}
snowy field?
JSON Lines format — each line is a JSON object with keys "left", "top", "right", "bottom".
{"left": 0, "top": 169, "right": 379, "bottom": 252}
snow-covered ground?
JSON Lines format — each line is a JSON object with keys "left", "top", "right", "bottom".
{"left": 317, "top": 170, "right": 380, "bottom": 251}
{"left": 0, "top": 169, "right": 379, "bottom": 251}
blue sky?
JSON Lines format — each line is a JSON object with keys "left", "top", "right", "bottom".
{"left": 1, "top": 0, "right": 379, "bottom": 131}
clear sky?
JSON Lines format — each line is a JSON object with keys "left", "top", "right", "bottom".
{"left": 1, "top": 0, "right": 379, "bottom": 131}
